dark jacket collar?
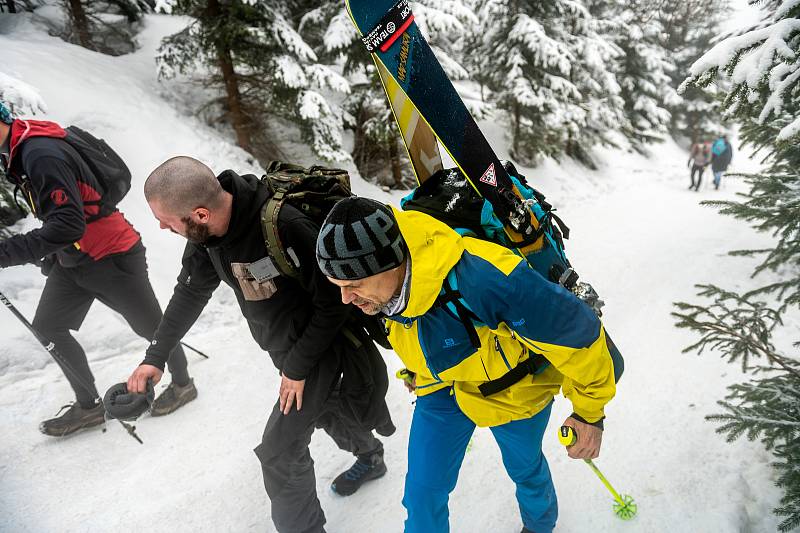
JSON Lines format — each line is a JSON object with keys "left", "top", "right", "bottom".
{"left": 205, "top": 170, "right": 269, "bottom": 247}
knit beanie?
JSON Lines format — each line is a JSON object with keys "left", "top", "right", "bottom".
{"left": 316, "top": 197, "right": 406, "bottom": 280}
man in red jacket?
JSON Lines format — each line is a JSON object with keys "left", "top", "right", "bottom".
{"left": 0, "top": 102, "right": 196, "bottom": 436}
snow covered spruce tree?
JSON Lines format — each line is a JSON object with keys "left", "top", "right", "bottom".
{"left": 156, "top": 0, "right": 349, "bottom": 164}
{"left": 658, "top": 0, "right": 728, "bottom": 142}
{"left": 591, "top": 0, "right": 679, "bottom": 151}
{"left": 302, "top": 1, "right": 474, "bottom": 187}
{"left": 674, "top": 2, "right": 800, "bottom": 530}
{"left": 473, "top": 0, "right": 625, "bottom": 168}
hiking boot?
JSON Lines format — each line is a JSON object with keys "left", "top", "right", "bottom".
{"left": 331, "top": 450, "right": 387, "bottom": 496}
{"left": 39, "top": 402, "right": 105, "bottom": 437}
{"left": 150, "top": 379, "right": 197, "bottom": 417}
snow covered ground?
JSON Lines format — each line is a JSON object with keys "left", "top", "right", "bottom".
{"left": 0, "top": 11, "right": 785, "bottom": 533}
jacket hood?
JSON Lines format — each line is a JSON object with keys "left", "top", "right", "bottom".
{"left": 8, "top": 119, "right": 66, "bottom": 165}
{"left": 207, "top": 170, "right": 269, "bottom": 246}
{"left": 393, "top": 208, "right": 464, "bottom": 318}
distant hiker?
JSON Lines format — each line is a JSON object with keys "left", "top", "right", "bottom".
{"left": 317, "top": 197, "right": 618, "bottom": 533}
{"left": 0, "top": 102, "right": 194, "bottom": 437}
{"left": 711, "top": 135, "right": 733, "bottom": 190}
{"left": 126, "top": 157, "right": 394, "bottom": 533}
{"left": 687, "top": 141, "right": 711, "bottom": 191}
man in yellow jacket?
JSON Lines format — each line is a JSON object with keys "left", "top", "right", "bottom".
{"left": 316, "top": 197, "right": 618, "bottom": 533}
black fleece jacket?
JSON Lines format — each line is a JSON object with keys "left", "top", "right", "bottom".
{"left": 143, "top": 171, "right": 351, "bottom": 379}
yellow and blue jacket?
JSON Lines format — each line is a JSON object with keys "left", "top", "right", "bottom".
{"left": 386, "top": 208, "right": 617, "bottom": 428}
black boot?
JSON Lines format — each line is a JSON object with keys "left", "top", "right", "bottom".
{"left": 39, "top": 402, "right": 105, "bottom": 437}
{"left": 331, "top": 449, "right": 387, "bottom": 496}
{"left": 150, "top": 379, "right": 197, "bottom": 416}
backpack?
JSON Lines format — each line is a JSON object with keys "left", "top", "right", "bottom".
{"left": 401, "top": 162, "right": 623, "bottom": 394}
{"left": 10, "top": 125, "right": 131, "bottom": 221}
{"left": 258, "top": 160, "right": 392, "bottom": 350}
{"left": 62, "top": 126, "right": 131, "bottom": 221}
{"left": 401, "top": 162, "right": 591, "bottom": 302}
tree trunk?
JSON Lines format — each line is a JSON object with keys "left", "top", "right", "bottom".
{"left": 388, "top": 135, "right": 402, "bottom": 188}
{"left": 511, "top": 102, "right": 521, "bottom": 159}
{"left": 217, "top": 47, "right": 252, "bottom": 153}
{"left": 67, "top": 0, "right": 93, "bottom": 50}
{"left": 207, "top": 0, "right": 251, "bottom": 153}
{"left": 6, "top": 1, "right": 16, "bottom": 13}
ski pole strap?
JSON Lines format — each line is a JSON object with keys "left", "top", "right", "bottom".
{"left": 433, "top": 279, "right": 481, "bottom": 350}
{"left": 478, "top": 352, "right": 549, "bottom": 397}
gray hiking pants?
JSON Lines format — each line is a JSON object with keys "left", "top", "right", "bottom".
{"left": 254, "top": 379, "right": 382, "bottom": 533}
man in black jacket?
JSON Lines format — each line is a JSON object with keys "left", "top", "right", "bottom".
{"left": 127, "top": 156, "right": 394, "bottom": 533}
{"left": 0, "top": 103, "right": 195, "bottom": 437}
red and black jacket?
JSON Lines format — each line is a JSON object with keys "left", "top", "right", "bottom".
{"left": 0, "top": 119, "right": 140, "bottom": 268}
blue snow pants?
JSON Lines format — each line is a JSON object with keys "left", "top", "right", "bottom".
{"left": 402, "top": 388, "right": 558, "bottom": 533}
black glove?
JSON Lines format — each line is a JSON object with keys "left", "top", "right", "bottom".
{"left": 103, "top": 380, "right": 155, "bottom": 421}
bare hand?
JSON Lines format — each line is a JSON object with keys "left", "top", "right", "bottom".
{"left": 562, "top": 416, "right": 603, "bottom": 460}
{"left": 404, "top": 373, "right": 416, "bottom": 393}
{"left": 127, "top": 364, "right": 163, "bottom": 394}
{"left": 279, "top": 374, "right": 305, "bottom": 415}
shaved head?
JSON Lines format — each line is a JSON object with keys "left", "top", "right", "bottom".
{"left": 144, "top": 156, "right": 224, "bottom": 216}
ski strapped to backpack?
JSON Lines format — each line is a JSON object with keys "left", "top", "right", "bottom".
{"left": 402, "top": 163, "right": 624, "bottom": 393}
{"left": 258, "top": 161, "right": 392, "bottom": 350}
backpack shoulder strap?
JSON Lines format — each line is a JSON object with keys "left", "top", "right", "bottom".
{"left": 433, "top": 272, "right": 482, "bottom": 349}
{"left": 259, "top": 189, "right": 302, "bottom": 281}
{"left": 432, "top": 269, "right": 551, "bottom": 398}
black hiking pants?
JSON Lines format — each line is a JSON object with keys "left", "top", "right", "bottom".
{"left": 32, "top": 244, "right": 189, "bottom": 408}
{"left": 690, "top": 164, "right": 705, "bottom": 190}
{"left": 254, "top": 343, "right": 384, "bottom": 533}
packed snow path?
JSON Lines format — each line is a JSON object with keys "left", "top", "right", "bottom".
{"left": 0, "top": 12, "right": 784, "bottom": 533}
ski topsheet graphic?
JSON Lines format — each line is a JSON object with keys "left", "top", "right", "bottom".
{"left": 375, "top": 61, "right": 442, "bottom": 183}
{"left": 345, "top": 0, "right": 543, "bottom": 252}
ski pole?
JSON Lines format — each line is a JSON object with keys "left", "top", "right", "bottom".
{"left": 558, "top": 426, "right": 637, "bottom": 520}
{"left": 0, "top": 289, "right": 144, "bottom": 444}
{"left": 180, "top": 341, "right": 209, "bottom": 359}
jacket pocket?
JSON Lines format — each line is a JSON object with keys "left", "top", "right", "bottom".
{"left": 231, "top": 262, "right": 277, "bottom": 301}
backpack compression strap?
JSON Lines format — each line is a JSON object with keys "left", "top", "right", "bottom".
{"left": 260, "top": 190, "right": 301, "bottom": 280}
{"left": 478, "top": 352, "right": 549, "bottom": 397}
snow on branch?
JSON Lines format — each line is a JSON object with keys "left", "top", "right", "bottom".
{"left": 273, "top": 12, "right": 317, "bottom": 63}
{"left": 682, "top": 9, "right": 800, "bottom": 141}
{"left": 510, "top": 15, "right": 574, "bottom": 75}
{"left": 0, "top": 72, "right": 47, "bottom": 117}
{"left": 688, "top": 19, "right": 800, "bottom": 86}
{"left": 322, "top": 11, "right": 357, "bottom": 53}
{"left": 304, "top": 64, "right": 350, "bottom": 94}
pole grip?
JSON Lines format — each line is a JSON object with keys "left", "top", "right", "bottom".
{"left": 559, "top": 425, "right": 577, "bottom": 446}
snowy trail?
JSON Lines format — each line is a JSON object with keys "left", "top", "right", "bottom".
{"left": 0, "top": 149, "right": 783, "bottom": 533}
{"left": 0, "top": 12, "right": 784, "bottom": 533}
